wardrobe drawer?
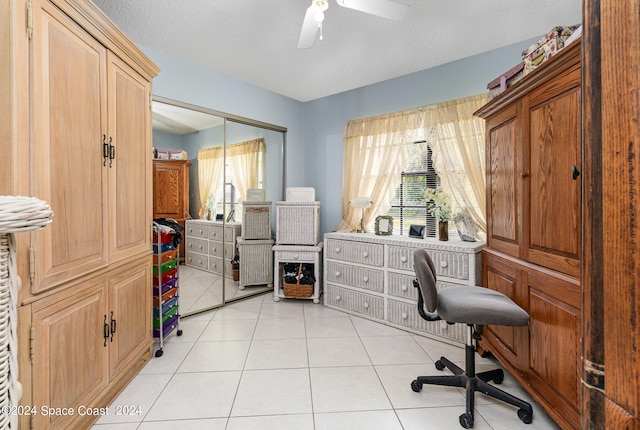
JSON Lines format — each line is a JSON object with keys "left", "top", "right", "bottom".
{"left": 325, "top": 261, "right": 384, "bottom": 293}
{"left": 274, "top": 250, "right": 317, "bottom": 263}
{"left": 388, "top": 271, "right": 418, "bottom": 300}
{"left": 186, "top": 223, "right": 208, "bottom": 239}
{"left": 387, "top": 246, "right": 470, "bottom": 281}
{"left": 186, "top": 251, "right": 208, "bottom": 270}
{"left": 325, "top": 284, "right": 384, "bottom": 319}
{"left": 325, "top": 239, "right": 383, "bottom": 267}
{"left": 185, "top": 237, "right": 208, "bottom": 254}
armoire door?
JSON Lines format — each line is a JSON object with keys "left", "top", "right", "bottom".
{"left": 107, "top": 51, "right": 153, "bottom": 262}
{"left": 31, "top": 281, "right": 109, "bottom": 429}
{"left": 108, "top": 258, "right": 152, "bottom": 378}
{"left": 485, "top": 103, "right": 521, "bottom": 258}
{"left": 525, "top": 66, "right": 581, "bottom": 278}
{"left": 30, "top": 0, "right": 109, "bottom": 294}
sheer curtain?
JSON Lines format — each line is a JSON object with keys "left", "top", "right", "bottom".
{"left": 337, "top": 111, "right": 420, "bottom": 232}
{"left": 197, "top": 146, "right": 224, "bottom": 218}
{"left": 197, "top": 139, "right": 266, "bottom": 219}
{"left": 338, "top": 93, "right": 488, "bottom": 233}
{"left": 425, "top": 94, "right": 489, "bottom": 231}
{"left": 226, "top": 138, "right": 265, "bottom": 201}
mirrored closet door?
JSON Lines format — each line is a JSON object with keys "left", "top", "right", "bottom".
{"left": 152, "top": 97, "right": 286, "bottom": 316}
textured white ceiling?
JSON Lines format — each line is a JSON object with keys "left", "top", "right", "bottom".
{"left": 93, "top": 0, "right": 582, "bottom": 102}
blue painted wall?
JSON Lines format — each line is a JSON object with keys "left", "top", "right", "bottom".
{"left": 142, "top": 37, "right": 536, "bottom": 235}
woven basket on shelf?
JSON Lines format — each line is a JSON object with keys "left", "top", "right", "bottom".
{"left": 283, "top": 263, "right": 313, "bottom": 298}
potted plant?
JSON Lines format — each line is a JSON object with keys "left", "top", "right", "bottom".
{"left": 423, "top": 187, "right": 452, "bottom": 241}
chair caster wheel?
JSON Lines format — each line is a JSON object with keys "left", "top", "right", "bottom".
{"left": 435, "top": 360, "right": 445, "bottom": 371}
{"left": 459, "top": 412, "right": 473, "bottom": 428}
{"left": 154, "top": 349, "right": 163, "bottom": 358}
{"left": 518, "top": 408, "right": 533, "bottom": 424}
{"left": 177, "top": 329, "right": 183, "bottom": 336}
{"left": 410, "top": 380, "right": 422, "bottom": 392}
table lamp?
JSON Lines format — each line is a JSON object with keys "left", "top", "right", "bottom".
{"left": 350, "top": 197, "right": 372, "bottom": 233}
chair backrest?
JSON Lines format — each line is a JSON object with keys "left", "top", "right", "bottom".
{"left": 413, "top": 249, "right": 438, "bottom": 313}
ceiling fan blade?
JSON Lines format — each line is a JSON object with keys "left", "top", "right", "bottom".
{"left": 336, "top": 0, "right": 408, "bottom": 21}
{"left": 297, "top": 5, "right": 319, "bottom": 49}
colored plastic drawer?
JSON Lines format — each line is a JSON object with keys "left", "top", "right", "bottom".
{"left": 153, "top": 314, "right": 179, "bottom": 338}
{"left": 153, "top": 258, "right": 178, "bottom": 275}
{"left": 152, "top": 268, "right": 178, "bottom": 287}
{"left": 153, "top": 230, "right": 174, "bottom": 244}
{"left": 153, "top": 286, "right": 178, "bottom": 307}
{"left": 153, "top": 249, "right": 177, "bottom": 265}
{"left": 153, "top": 305, "right": 179, "bottom": 328}
{"left": 153, "top": 241, "right": 176, "bottom": 254}
{"left": 153, "top": 296, "right": 178, "bottom": 318}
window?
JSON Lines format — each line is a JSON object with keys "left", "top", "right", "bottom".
{"left": 388, "top": 142, "right": 439, "bottom": 236}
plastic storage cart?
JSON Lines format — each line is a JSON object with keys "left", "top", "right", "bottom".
{"left": 152, "top": 222, "right": 182, "bottom": 357}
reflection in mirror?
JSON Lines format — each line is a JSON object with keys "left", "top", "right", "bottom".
{"left": 151, "top": 97, "right": 285, "bottom": 317}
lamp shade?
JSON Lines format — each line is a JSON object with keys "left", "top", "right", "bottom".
{"left": 350, "top": 197, "right": 372, "bottom": 209}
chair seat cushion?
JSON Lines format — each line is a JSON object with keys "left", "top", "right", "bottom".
{"left": 437, "top": 286, "right": 529, "bottom": 326}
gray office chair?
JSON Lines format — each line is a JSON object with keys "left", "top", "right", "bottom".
{"left": 411, "top": 248, "right": 533, "bottom": 428}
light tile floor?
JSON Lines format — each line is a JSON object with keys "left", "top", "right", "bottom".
{"left": 92, "top": 293, "right": 562, "bottom": 429}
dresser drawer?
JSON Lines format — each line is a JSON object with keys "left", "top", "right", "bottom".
{"left": 185, "top": 223, "right": 208, "bottom": 238}
{"left": 325, "top": 239, "right": 383, "bottom": 267}
{"left": 186, "top": 251, "right": 208, "bottom": 270}
{"left": 388, "top": 271, "right": 418, "bottom": 300}
{"left": 325, "top": 284, "right": 384, "bottom": 319}
{"left": 209, "top": 225, "right": 237, "bottom": 241}
{"left": 274, "top": 250, "right": 317, "bottom": 263}
{"left": 209, "top": 241, "right": 234, "bottom": 258}
{"left": 387, "top": 298, "right": 465, "bottom": 343}
{"left": 326, "top": 261, "right": 384, "bottom": 293}
{"left": 185, "top": 237, "right": 208, "bottom": 254}
{"left": 208, "top": 256, "right": 224, "bottom": 275}
{"left": 388, "top": 246, "right": 470, "bottom": 281}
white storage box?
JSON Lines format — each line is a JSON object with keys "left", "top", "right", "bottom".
{"left": 276, "top": 201, "right": 320, "bottom": 245}
{"left": 242, "top": 201, "right": 272, "bottom": 240}
{"left": 237, "top": 237, "right": 274, "bottom": 289}
{"left": 286, "top": 187, "right": 315, "bottom": 202}
{"left": 246, "top": 188, "right": 265, "bottom": 202}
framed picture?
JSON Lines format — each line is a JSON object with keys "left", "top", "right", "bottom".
{"left": 374, "top": 215, "right": 394, "bottom": 236}
{"left": 409, "top": 224, "right": 426, "bottom": 239}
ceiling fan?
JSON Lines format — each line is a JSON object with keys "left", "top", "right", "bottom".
{"left": 297, "top": 0, "right": 409, "bottom": 49}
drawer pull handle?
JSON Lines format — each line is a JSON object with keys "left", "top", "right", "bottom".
{"left": 401, "top": 256, "right": 407, "bottom": 263}
{"left": 199, "top": 245, "right": 203, "bottom": 250}
{"left": 199, "top": 229, "right": 204, "bottom": 234}
{"left": 441, "top": 261, "right": 448, "bottom": 268}
{"left": 363, "top": 302, "right": 369, "bottom": 309}
{"left": 363, "top": 276, "right": 369, "bottom": 282}
{"left": 363, "top": 251, "right": 369, "bottom": 258}
{"left": 335, "top": 271, "right": 341, "bottom": 277}
{"left": 335, "top": 247, "right": 341, "bottom": 253}
{"left": 402, "top": 312, "right": 408, "bottom": 319}
{"left": 336, "top": 295, "right": 341, "bottom": 301}
{"left": 294, "top": 254, "right": 299, "bottom": 259}
{"left": 401, "top": 284, "right": 408, "bottom": 292}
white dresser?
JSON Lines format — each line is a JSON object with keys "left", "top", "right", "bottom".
{"left": 185, "top": 220, "right": 242, "bottom": 277}
{"left": 324, "top": 232, "right": 484, "bottom": 345}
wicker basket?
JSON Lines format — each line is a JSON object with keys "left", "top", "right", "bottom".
{"left": 283, "top": 263, "right": 313, "bottom": 298}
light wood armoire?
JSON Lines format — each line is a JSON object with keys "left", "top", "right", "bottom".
{"left": 153, "top": 159, "right": 191, "bottom": 263}
{"left": 474, "top": 40, "right": 581, "bottom": 429}
{"left": 1, "top": 0, "right": 159, "bottom": 428}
